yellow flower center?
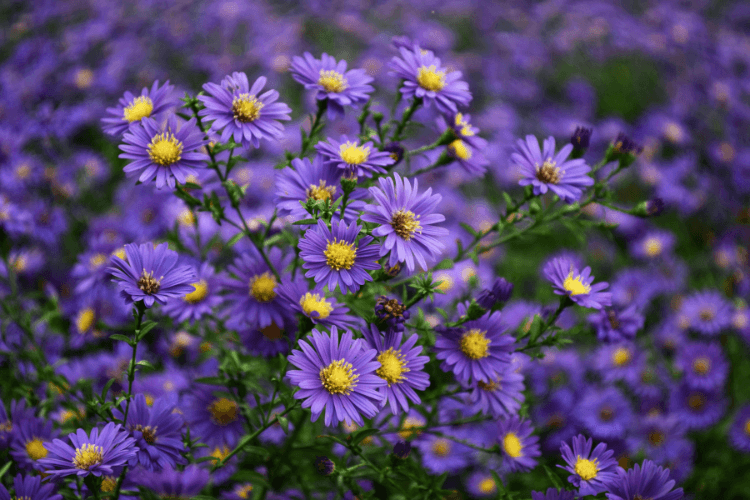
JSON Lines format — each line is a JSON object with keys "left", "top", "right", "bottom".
{"left": 210, "top": 445, "right": 231, "bottom": 463}
{"left": 123, "top": 96, "right": 154, "bottom": 122}
{"left": 15, "top": 164, "right": 30, "bottom": 179}
{"left": 76, "top": 308, "right": 96, "bottom": 334}
{"left": 644, "top": 237, "right": 663, "bottom": 257}
{"left": 417, "top": 65, "right": 446, "bottom": 91}
{"left": 178, "top": 208, "right": 195, "bottom": 227}
{"left": 306, "top": 180, "right": 337, "bottom": 202}
{"left": 448, "top": 139, "right": 471, "bottom": 160}
{"left": 536, "top": 158, "right": 561, "bottom": 184}
{"left": 454, "top": 113, "right": 474, "bottom": 136}
{"left": 89, "top": 253, "right": 107, "bottom": 268}
{"left": 434, "top": 272, "right": 453, "bottom": 292}
{"left": 688, "top": 392, "right": 705, "bottom": 410}
{"left": 12, "top": 256, "right": 26, "bottom": 273}
{"left": 138, "top": 269, "right": 162, "bottom": 295}
{"left": 318, "top": 70, "right": 348, "bottom": 93}
{"left": 134, "top": 424, "right": 158, "bottom": 444}
{"left": 431, "top": 438, "right": 451, "bottom": 457}
{"left": 648, "top": 431, "right": 665, "bottom": 446}
{"left": 478, "top": 477, "right": 496, "bottom": 494}
{"left": 148, "top": 132, "right": 183, "bottom": 166}
{"left": 319, "top": 359, "right": 359, "bottom": 395}
{"left": 563, "top": 271, "right": 591, "bottom": 296}
{"left": 73, "top": 443, "right": 104, "bottom": 470}
{"left": 376, "top": 348, "right": 409, "bottom": 385}
{"left": 113, "top": 248, "right": 126, "bottom": 260}
{"left": 235, "top": 485, "right": 254, "bottom": 499}
{"left": 612, "top": 347, "right": 631, "bottom": 367}
{"left": 339, "top": 141, "right": 370, "bottom": 165}
{"left": 232, "top": 93, "right": 263, "bottom": 122}
{"left": 299, "top": 293, "right": 333, "bottom": 319}
{"left": 502, "top": 432, "right": 523, "bottom": 458}
{"left": 75, "top": 68, "right": 94, "bottom": 89}
{"left": 574, "top": 457, "right": 599, "bottom": 481}
{"left": 744, "top": 418, "right": 750, "bottom": 436}
{"left": 25, "top": 438, "right": 47, "bottom": 460}
{"left": 260, "top": 322, "right": 283, "bottom": 340}
{"left": 184, "top": 280, "right": 209, "bottom": 303}
{"left": 398, "top": 417, "right": 425, "bottom": 440}
{"left": 699, "top": 307, "right": 715, "bottom": 321}
{"left": 208, "top": 398, "right": 239, "bottom": 426}
{"left": 101, "top": 476, "right": 118, "bottom": 493}
{"left": 145, "top": 394, "right": 155, "bottom": 406}
{"left": 324, "top": 239, "right": 357, "bottom": 271}
{"left": 692, "top": 357, "right": 711, "bottom": 375}
{"left": 391, "top": 209, "right": 422, "bottom": 241}
{"left": 477, "top": 379, "right": 499, "bottom": 391}
{"left": 460, "top": 329, "right": 491, "bottom": 359}
{"left": 250, "top": 272, "right": 277, "bottom": 302}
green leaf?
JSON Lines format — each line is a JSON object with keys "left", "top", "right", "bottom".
{"left": 292, "top": 218, "right": 318, "bottom": 226}
{"left": 110, "top": 334, "right": 135, "bottom": 346}
{"left": 136, "top": 320, "right": 158, "bottom": 340}
{"left": 351, "top": 428, "right": 379, "bottom": 445}
{"left": 227, "top": 232, "right": 244, "bottom": 246}
{"left": 543, "top": 465, "right": 565, "bottom": 490}
{"left": 193, "top": 376, "right": 227, "bottom": 386}
{"left": 459, "top": 222, "right": 478, "bottom": 236}
{"left": 100, "top": 378, "right": 116, "bottom": 402}
{"left": 136, "top": 360, "right": 155, "bottom": 370}
{"left": 528, "top": 314, "right": 545, "bottom": 343}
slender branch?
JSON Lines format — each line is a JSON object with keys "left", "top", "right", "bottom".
{"left": 391, "top": 97, "right": 422, "bottom": 143}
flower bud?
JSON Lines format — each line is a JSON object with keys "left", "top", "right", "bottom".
{"left": 570, "top": 126, "right": 592, "bottom": 159}
{"left": 314, "top": 456, "right": 335, "bottom": 476}
{"left": 393, "top": 440, "right": 412, "bottom": 459}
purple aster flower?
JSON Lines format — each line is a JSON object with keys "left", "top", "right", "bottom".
{"left": 222, "top": 483, "right": 256, "bottom": 500}
{"left": 675, "top": 341, "right": 728, "bottom": 390}
{"left": 630, "top": 230, "right": 676, "bottom": 260}
{"left": 605, "top": 460, "right": 684, "bottom": 500}
{"left": 362, "top": 324, "right": 430, "bottom": 415}
{"left": 677, "top": 290, "right": 733, "bottom": 335}
{"left": 119, "top": 115, "right": 209, "bottom": 190}
{"left": 531, "top": 488, "right": 575, "bottom": 500}
{"left": 0, "top": 400, "right": 35, "bottom": 447}
{"left": 109, "top": 242, "right": 196, "bottom": 308}
{"left": 445, "top": 137, "right": 489, "bottom": 176}
{"left": 476, "top": 277, "right": 514, "bottom": 310}
{"left": 588, "top": 305, "right": 644, "bottom": 343}
{"left": 728, "top": 405, "right": 750, "bottom": 453}
{"left": 237, "top": 314, "right": 297, "bottom": 358}
{"left": 0, "top": 474, "right": 62, "bottom": 500}
{"left": 465, "top": 470, "right": 499, "bottom": 497}
{"left": 198, "top": 72, "right": 291, "bottom": 148}
{"left": 132, "top": 464, "right": 209, "bottom": 498}
{"left": 558, "top": 434, "right": 618, "bottom": 496}
{"left": 315, "top": 135, "right": 395, "bottom": 178}
{"left": 112, "top": 394, "right": 186, "bottom": 471}
{"left": 574, "top": 386, "right": 634, "bottom": 441}
{"left": 102, "top": 80, "right": 175, "bottom": 137}
{"left": 439, "top": 112, "right": 485, "bottom": 150}
{"left": 298, "top": 219, "right": 380, "bottom": 295}
{"left": 38, "top": 422, "right": 137, "bottom": 478}
{"left": 630, "top": 414, "right": 687, "bottom": 465}
{"left": 161, "top": 261, "right": 223, "bottom": 324}
{"left": 669, "top": 383, "right": 726, "bottom": 430}
{"left": 497, "top": 416, "right": 541, "bottom": 472}
{"left": 513, "top": 135, "right": 594, "bottom": 203}
{"left": 361, "top": 173, "right": 448, "bottom": 272}
{"left": 464, "top": 364, "right": 525, "bottom": 418}
{"left": 9, "top": 414, "right": 58, "bottom": 471}
{"left": 544, "top": 257, "right": 612, "bottom": 309}
{"left": 277, "top": 280, "right": 357, "bottom": 330}
{"left": 374, "top": 296, "right": 410, "bottom": 333}
{"left": 290, "top": 52, "right": 374, "bottom": 119}
{"left": 286, "top": 327, "right": 386, "bottom": 427}
{"left": 415, "top": 429, "right": 472, "bottom": 475}
{"left": 434, "top": 311, "right": 515, "bottom": 384}
{"left": 593, "top": 343, "right": 646, "bottom": 387}
{"left": 182, "top": 386, "right": 245, "bottom": 447}
{"left": 389, "top": 44, "right": 471, "bottom": 114}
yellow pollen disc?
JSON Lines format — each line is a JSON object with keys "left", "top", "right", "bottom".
{"left": 318, "top": 69, "right": 348, "bottom": 93}
{"left": 692, "top": 357, "right": 710, "bottom": 375}
{"left": 448, "top": 139, "right": 471, "bottom": 160}
{"left": 391, "top": 209, "right": 422, "bottom": 241}
{"left": 503, "top": 432, "right": 523, "bottom": 458}
{"left": 324, "top": 239, "right": 357, "bottom": 271}
{"left": 236, "top": 485, "right": 254, "bottom": 499}
{"left": 306, "top": 180, "right": 337, "bottom": 202}
{"left": 688, "top": 393, "right": 705, "bottom": 410}
{"left": 574, "top": 457, "right": 599, "bottom": 481}
{"left": 699, "top": 307, "right": 715, "bottom": 321}
{"left": 101, "top": 476, "right": 118, "bottom": 493}
{"left": 73, "top": 443, "right": 104, "bottom": 470}
{"left": 478, "top": 477, "right": 496, "bottom": 494}
{"left": 477, "top": 379, "right": 500, "bottom": 391}
{"left": 15, "top": 164, "right": 30, "bottom": 179}
{"left": 744, "top": 418, "right": 750, "bottom": 436}
{"left": 319, "top": 359, "right": 359, "bottom": 395}
{"left": 434, "top": 272, "right": 453, "bottom": 292}
{"left": 250, "top": 272, "right": 277, "bottom": 302}
{"left": 75, "top": 68, "right": 94, "bottom": 89}
{"left": 210, "top": 446, "right": 231, "bottom": 463}
{"left": 431, "top": 438, "right": 451, "bottom": 457}
{"left": 376, "top": 348, "right": 409, "bottom": 385}
{"left": 12, "top": 256, "right": 26, "bottom": 273}
{"left": 260, "top": 322, "right": 283, "bottom": 340}
{"left": 417, "top": 65, "right": 446, "bottom": 92}
{"left": 454, "top": 113, "right": 474, "bottom": 136}
{"left": 113, "top": 248, "right": 126, "bottom": 261}
{"left": 200, "top": 341, "right": 213, "bottom": 352}
{"left": 208, "top": 398, "right": 239, "bottom": 426}
{"left": 299, "top": 293, "right": 333, "bottom": 319}
{"left": 25, "top": 438, "right": 48, "bottom": 460}
{"left": 232, "top": 93, "right": 264, "bottom": 122}
{"left": 148, "top": 132, "right": 183, "bottom": 166}
{"left": 644, "top": 237, "right": 663, "bottom": 257}
{"left": 76, "top": 308, "right": 96, "bottom": 334}
{"left": 145, "top": 394, "right": 155, "bottom": 406}
{"left": 563, "top": 272, "right": 591, "bottom": 296}
{"left": 398, "top": 417, "right": 425, "bottom": 440}
{"left": 123, "top": 96, "right": 154, "bottom": 122}
{"left": 89, "top": 253, "right": 107, "bottom": 268}
{"left": 612, "top": 347, "right": 631, "bottom": 367}
{"left": 184, "top": 280, "right": 209, "bottom": 303}
{"left": 460, "top": 329, "right": 491, "bottom": 359}
{"left": 536, "top": 159, "right": 561, "bottom": 184}
{"left": 134, "top": 424, "right": 158, "bottom": 444}
{"left": 339, "top": 141, "right": 370, "bottom": 165}
{"left": 178, "top": 209, "right": 195, "bottom": 227}
{"left": 648, "top": 431, "right": 665, "bottom": 446}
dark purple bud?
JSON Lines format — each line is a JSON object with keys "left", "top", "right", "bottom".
{"left": 314, "top": 456, "right": 335, "bottom": 476}
{"left": 646, "top": 198, "right": 665, "bottom": 217}
{"left": 570, "top": 126, "right": 592, "bottom": 158}
{"left": 476, "top": 277, "right": 514, "bottom": 310}
{"left": 375, "top": 296, "right": 410, "bottom": 333}
{"left": 383, "top": 142, "right": 405, "bottom": 166}
{"left": 393, "top": 440, "right": 412, "bottom": 459}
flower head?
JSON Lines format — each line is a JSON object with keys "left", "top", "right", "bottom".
{"left": 675, "top": 341, "right": 728, "bottom": 390}
{"left": 605, "top": 460, "right": 684, "bottom": 500}
{"left": 182, "top": 386, "right": 245, "bottom": 447}
{"left": 315, "top": 135, "right": 395, "bottom": 178}
{"left": 465, "top": 364, "right": 525, "bottom": 418}
{"left": 729, "top": 404, "right": 750, "bottom": 453}
{"left": 677, "top": 290, "right": 733, "bottom": 336}
{"left": 161, "top": 261, "right": 223, "bottom": 324}
{"left": 497, "top": 416, "right": 541, "bottom": 472}
{"left": 544, "top": 257, "right": 611, "bottom": 309}
{"left": 277, "top": 280, "right": 356, "bottom": 330}
{"left": 362, "top": 173, "right": 448, "bottom": 272}
{"left": 102, "top": 80, "right": 174, "bottom": 136}
{"left": 9, "top": 414, "right": 58, "bottom": 471}
{"left": 132, "top": 465, "right": 209, "bottom": 498}
{"left": 558, "top": 434, "right": 618, "bottom": 496}
{"left": 0, "top": 474, "right": 62, "bottom": 500}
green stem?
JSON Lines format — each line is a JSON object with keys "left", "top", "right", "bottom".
{"left": 391, "top": 97, "right": 422, "bottom": 143}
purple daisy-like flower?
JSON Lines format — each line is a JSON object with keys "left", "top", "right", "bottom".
{"left": 544, "top": 257, "right": 611, "bottom": 309}
{"left": 38, "top": 422, "right": 137, "bottom": 478}
{"left": 182, "top": 386, "right": 245, "bottom": 447}
{"left": 102, "top": 80, "right": 174, "bottom": 137}
{"left": 588, "top": 305, "right": 644, "bottom": 343}
{"left": 574, "top": 386, "right": 634, "bottom": 441}
{"left": 119, "top": 115, "right": 209, "bottom": 190}
{"left": 669, "top": 383, "right": 726, "bottom": 430}
{"left": 9, "top": 414, "right": 58, "bottom": 471}
{"left": 361, "top": 173, "right": 448, "bottom": 272}
{"left": 728, "top": 404, "right": 750, "bottom": 453}
{"left": 277, "top": 280, "right": 357, "bottom": 330}
{"left": 362, "top": 324, "right": 430, "bottom": 415}
{"left": 389, "top": 44, "right": 471, "bottom": 114}
{"left": 497, "top": 416, "right": 541, "bottom": 473}
{"left": 465, "top": 470, "right": 500, "bottom": 498}
{"left": 558, "top": 434, "right": 618, "bottom": 496}
{"left": 198, "top": 72, "right": 291, "bottom": 148}
{"left": 677, "top": 290, "right": 733, "bottom": 335}
{"left": 132, "top": 464, "right": 209, "bottom": 499}
{"left": 415, "top": 428, "right": 472, "bottom": 475}
{"left": 445, "top": 136, "right": 489, "bottom": 176}
{"left": 286, "top": 327, "right": 386, "bottom": 427}
{"left": 0, "top": 474, "right": 62, "bottom": 500}
{"left": 315, "top": 135, "right": 395, "bottom": 178}
{"left": 109, "top": 242, "right": 196, "bottom": 308}
{"left": 531, "top": 488, "right": 575, "bottom": 500}
{"left": 112, "top": 394, "right": 186, "bottom": 471}
{"left": 630, "top": 230, "right": 677, "bottom": 260}
{"left": 605, "top": 460, "right": 684, "bottom": 500}
{"left": 299, "top": 219, "right": 381, "bottom": 295}
{"left": 161, "top": 262, "right": 223, "bottom": 324}
{"left": 513, "top": 135, "right": 594, "bottom": 203}
{"left": 675, "top": 341, "right": 728, "bottom": 390}
{"left": 434, "top": 311, "right": 515, "bottom": 384}
{"left": 464, "top": 364, "right": 525, "bottom": 418}
{"left": 290, "top": 52, "right": 374, "bottom": 119}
